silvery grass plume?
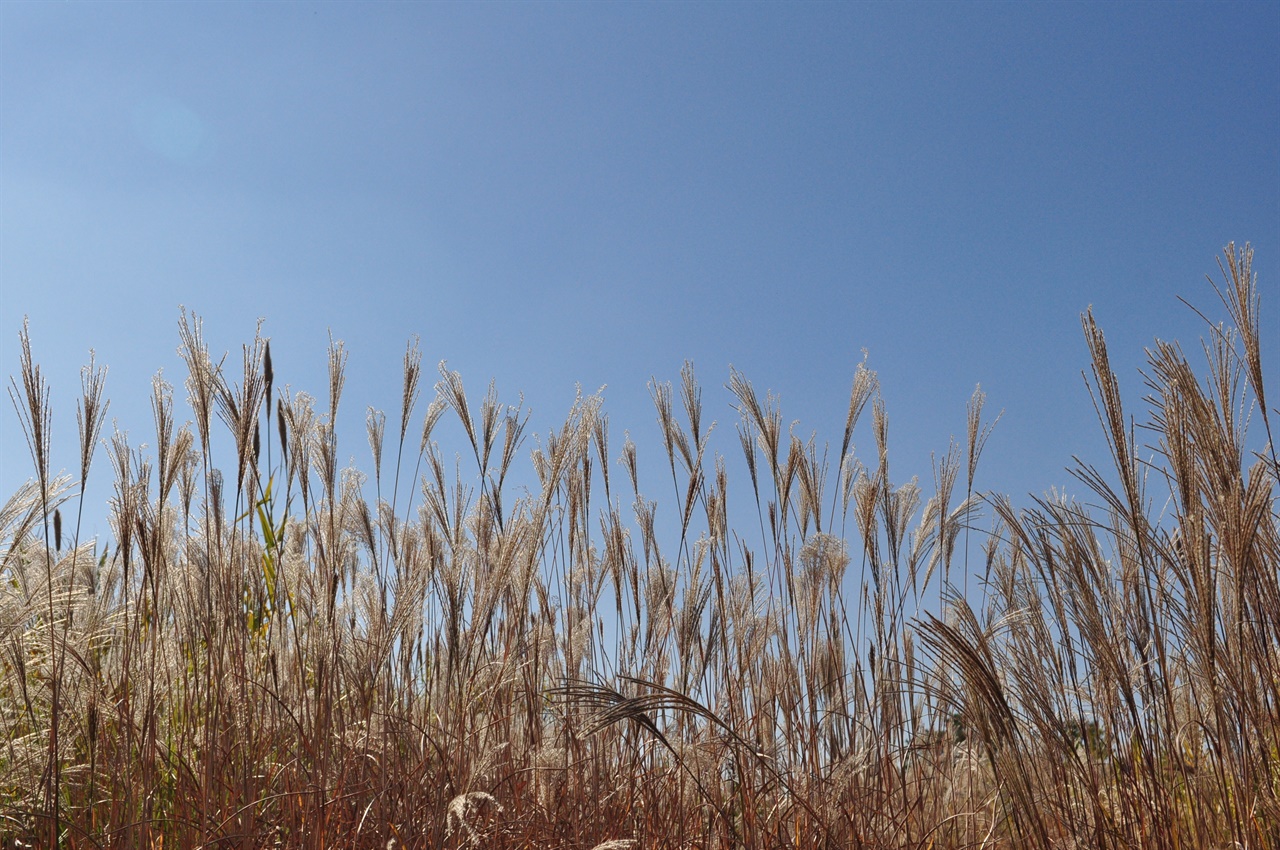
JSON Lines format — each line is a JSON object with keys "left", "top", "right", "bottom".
{"left": 445, "top": 791, "right": 504, "bottom": 848}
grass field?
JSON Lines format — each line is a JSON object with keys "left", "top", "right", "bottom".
{"left": 2, "top": 244, "right": 1277, "bottom": 848}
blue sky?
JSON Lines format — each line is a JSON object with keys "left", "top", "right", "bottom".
{"left": 2, "top": 2, "right": 1277, "bottom": 543}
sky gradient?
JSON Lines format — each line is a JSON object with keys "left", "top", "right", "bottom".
{"left": 2, "top": 2, "right": 1277, "bottom": 543}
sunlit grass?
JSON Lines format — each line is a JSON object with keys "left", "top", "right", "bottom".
{"left": 2, "top": 244, "right": 1276, "bottom": 848}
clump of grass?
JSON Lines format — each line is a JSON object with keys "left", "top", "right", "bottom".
{"left": 1, "top": 245, "right": 1276, "bottom": 849}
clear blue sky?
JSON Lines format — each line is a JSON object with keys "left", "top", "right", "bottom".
{"left": 2, "top": 2, "right": 1277, "bottom": 541}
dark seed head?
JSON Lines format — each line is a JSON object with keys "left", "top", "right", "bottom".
{"left": 263, "top": 340, "right": 274, "bottom": 400}
{"left": 277, "top": 399, "right": 288, "bottom": 464}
